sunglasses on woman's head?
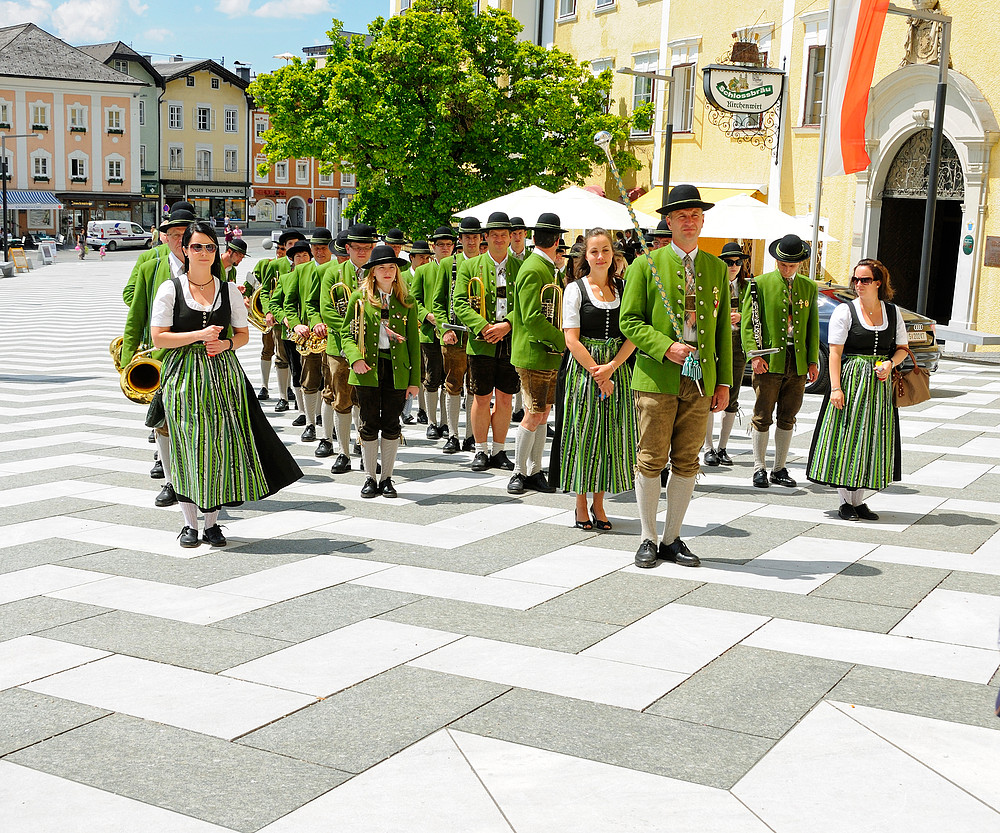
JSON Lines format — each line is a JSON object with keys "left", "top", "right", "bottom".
{"left": 187, "top": 243, "right": 217, "bottom": 253}
{"left": 853, "top": 276, "right": 875, "bottom": 285}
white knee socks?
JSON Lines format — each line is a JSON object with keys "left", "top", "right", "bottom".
{"left": 634, "top": 472, "right": 661, "bottom": 543}
{"left": 447, "top": 394, "right": 461, "bottom": 439}
{"left": 179, "top": 502, "right": 198, "bottom": 529}
{"left": 361, "top": 439, "right": 379, "bottom": 479}
{"left": 418, "top": 386, "right": 427, "bottom": 414}
{"left": 662, "top": 474, "right": 697, "bottom": 544}
{"left": 752, "top": 428, "right": 769, "bottom": 470}
{"left": 321, "top": 402, "right": 335, "bottom": 441}
{"left": 719, "top": 411, "right": 737, "bottom": 450}
{"left": 292, "top": 386, "right": 305, "bottom": 413}
{"left": 773, "top": 428, "right": 794, "bottom": 470}
{"left": 427, "top": 390, "right": 440, "bottom": 429}
{"left": 530, "top": 423, "right": 548, "bottom": 475}
{"left": 304, "top": 391, "right": 319, "bottom": 427}
{"left": 514, "top": 424, "right": 533, "bottom": 475}
{"left": 336, "top": 411, "right": 353, "bottom": 456}
{"left": 155, "top": 433, "right": 172, "bottom": 485}
{"left": 203, "top": 509, "right": 219, "bottom": 530}
{"left": 380, "top": 437, "right": 399, "bottom": 478}
{"left": 704, "top": 413, "right": 715, "bottom": 452}
{"left": 259, "top": 359, "right": 272, "bottom": 390}
{"left": 276, "top": 366, "right": 290, "bottom": 400}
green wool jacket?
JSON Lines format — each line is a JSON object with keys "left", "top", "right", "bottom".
{"left": 341, "top": 289, "right": 420, "bottom": 390}
{"left": 121, "top": 254, "right": 173, "bottom": 367}
{"left": 620, "top": 247, "right": 733, "bottom": 395}
{"left": 320, "top": 259, "right": 363, "bottom": 357}
{"left": 426, "top": 253, "right": 468, "bottom": 342}
{"left": 409, "top": 261, "right": 439, "bottom": 344}
{"left": 510, "top": 252, "right": 565, "bottom": 371}
{"left": 123, "top": 243, "right": 168, "bottom": 306}
{"left": 453, "top": 252, "right": 522, "bottom": 357}
{"left": 740, "top": 270, "right": 820, "bottom": 375}
{"left": 264, "top": 257, "right": 296, "bottom": 340}
{"left": 284, "top": 260, "right": 329, "bottom": 331}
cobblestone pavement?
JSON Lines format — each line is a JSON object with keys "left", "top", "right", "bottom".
{"left": 2, "top": 255, "right": 999, "bottom": 831}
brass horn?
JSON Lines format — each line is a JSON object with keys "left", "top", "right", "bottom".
{"left": 247, "top": 287, "right": 272, "bottom": 333}
{"left": 292, "top": 330, "right": 327, "bottom": 355}
{"left": 348, "top": 297, "right": 366, "bottom": 359}
{"left": 120, "top": 350, "right": 162, "bottom": 404}
{"left": 468, "top": 275, "right": 485, "bottom": 316}
{"left": 540, "top": 282, "right": 563, "bottom": 353}
{"left": 109, "top": 336, "right": 124, "bottom": 373}
{"left": 329, "top": 280, "right": 351, "bottom": 317}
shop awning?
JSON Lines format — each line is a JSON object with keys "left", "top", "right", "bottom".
{"left": 3, "top": 190, "right": 64, "bottom": 210}
{"left": 633, "top": 186, "right": 764, "bottom": 218}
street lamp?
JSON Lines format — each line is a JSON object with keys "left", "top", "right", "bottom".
{"left": 1, "top": 132, "right": 40, "bottom": 261}
{"left": 617, "top": 67, "right": 674, "bottom": 202}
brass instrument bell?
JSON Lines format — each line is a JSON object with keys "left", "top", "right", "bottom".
{"left": 329, "top": 280, "right": 351, "bottom": 317}
{"left": 247, "top": 288, "right": 272, "bottom": 333}
{"left": 109, "top": 336, "right": 124, "bottom": 373}
{"left": 468, "top": 275, "right": 485, "bottom": 316}
{"left": 349, "top": 297, "right": 366, "bottom": 358}
{"left": 120, "top": 350, "right": 162, "bottom": 404}
{"left": 540, "top": 282, "right": 564, "bottom": 354}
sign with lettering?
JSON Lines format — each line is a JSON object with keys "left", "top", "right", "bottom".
{"left": 187, "top": 185, "right": 247, "bottom": 198}
{"left": 984, "top": 236, "right": 1000, "bottom": 267}
{"left": 703, "top": 65, "right": 785, "bottom": 114}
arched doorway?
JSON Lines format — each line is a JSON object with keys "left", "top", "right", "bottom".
{"left": 876, "top": 130, "right": 964, "bottom": 323}
{"left": 287, "top": 197, "right": 305, "bottom": 228}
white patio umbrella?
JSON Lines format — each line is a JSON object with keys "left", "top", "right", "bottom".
{"left": 701, "top": 194, "right": 838, "bottom": 242}
{"left": 452, "top": 186, "right": 556, "bottom": 223}
{"left": 549, "top": 186, "right": 662, "bottom": 230}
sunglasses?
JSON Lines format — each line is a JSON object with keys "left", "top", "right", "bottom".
{"left": 722, "top": 259, "right": 742, "bottom": 267}
{"left": 187, "top": 243, "right": 218, "bottom": 253}
{"left": 853, "top": 276, "right": 876, "bottom": 285}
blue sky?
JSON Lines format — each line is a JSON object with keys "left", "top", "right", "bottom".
{"left": 5, "top": 0, "right": 384, "bottom": 79}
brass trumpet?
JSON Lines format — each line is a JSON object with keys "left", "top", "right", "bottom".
{"left": 120, "top": 350, "right": 161, "bottom": 404}
{"left": 348, "top": 298, "right": 366, "bottom": 359}
{"left": 469, "top": 275, "right": 485, "bottom": 316}
{"left": 109, "top": 336, "right": 124, "bottom": 372}
{"left": 329, "top": 280, "right": 351, "bottom": 317}
{"left": 247, "top": 288, "right": 272, "bottom": 333}
{"left": 540, "top": 282, "right": 563, "bottom": 354}
{"left": 292, "top": 330, "right": 327, "bottom": 355}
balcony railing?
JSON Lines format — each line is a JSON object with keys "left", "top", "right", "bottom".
{"left": 160, "top": 166, "right": 250, "bottom": 183}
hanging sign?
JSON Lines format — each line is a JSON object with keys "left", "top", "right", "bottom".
{"left": 703, "top": 65, "right": 785, "bottom": 114}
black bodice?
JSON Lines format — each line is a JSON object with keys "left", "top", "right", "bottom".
{"left": 577, "top": 277, "right": 624, "bottom": 340}
{"left": 170, "top": 277, "right": 232, "bottom": 334}
{"left": 843, "top": 300, "right": 897, "bottom": 359}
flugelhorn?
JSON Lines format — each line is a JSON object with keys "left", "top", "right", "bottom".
{"left": 247, "top": 288, "right": 272, "bottom": 333}
{"left": 348, "top": 298, "right": 366, "bottom": 358}
{"left": 109, "top": 336, "right": 124, "bottom": 372}
{"left": 540, "top": 282, "right": 563, "bottom": 353}
{"left": 120, "top": 349, "right": 161, "bottom": 404}
{"left": 329, "top": 280, "right": 351, "bottom": 317}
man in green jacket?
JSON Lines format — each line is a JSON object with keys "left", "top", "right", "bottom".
{"left": 453, "top": 211, "right": 522, "bottom": 472}
{"left": 620, "top": 185, "right": 732, "bottom": 570}
{"left": 741, "top": 233, "right": 819, "bottom": 489}
{"left": 429, "top": 217, "right": 481, "bottom": 455}
{"left": 507, "top": 212, "right": 566, "bottom": 495}
{"left": 121, "top": 201, "right": 193, "bottom": 306}
{"left": 412, "top": 227, "right": 454, "bottom": 438}
{"left": 264, "top": 230, "right": 306, "bottom": 413}
{"left": 221, "top": 237, "right": 247, "bottom": 283}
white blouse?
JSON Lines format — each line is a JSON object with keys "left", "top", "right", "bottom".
{"left": 150, "top": 278, "right": 248, "bottom": 330}
{"left": 827, "top": 298, "right": 907, "bottom": 346}
{"left": 562, "top": 279, "right": 620, "bottom": 329}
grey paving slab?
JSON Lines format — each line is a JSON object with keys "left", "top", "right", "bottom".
{"left": 533, "top": 571, "right": 702, "bottom": 626}
{"left": 38, "top": 610, "right": 292, "bottom": 673}
{"left": 0, "top": 596, "right": 108, "bottom": 640}
{"left": 0, "top": 498, "right": 112, "bottom": 525}
{"left": 67, "top": 505, "right": 184, "bottom": 531}
{"left": 647, "top": 645, "right": 852, "bottom": 739}
{"left": 224, "top": 529, "right": 367, "bottom": 557}
{"left": 0, "top": 689, "right": 110, "bottom": 756}
{"left": 378, "top": 597, "right": 619, "bottom": 652}
{"left": 210, "top": 582, "right": 420, "bottom": 642}
{"left": 680, "top": 583, "right": 909, "bottom": 633}
{"left": 939, "top": 570, "right": 1000, "bottom": 597}
{"left": 827, "top": 665, "right": 1000, "bottom": 731}
{"left": 0, "top": 539, "right": 112, "bottom": 574}
{"left": 0, "top": 467, "right": 112, "bottom": 489}
{"left": 811, "top": 559, "right": 948, "bottom": 609}
{"left": 240, "top": 666, "right": 509, "bottom": 774}
{"left": 7, "top": 713, "right": 346, "bottom": 833}
{"left": 452, "top": 688, "right": 774, "bottom": 790}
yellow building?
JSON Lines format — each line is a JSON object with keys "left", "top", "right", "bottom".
{"left": 152, "top": 59, "right": 252, "bottom": 223}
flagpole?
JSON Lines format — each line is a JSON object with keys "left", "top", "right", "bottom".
{"left": 809, "top": 0, "right": 837, "bottom": 280}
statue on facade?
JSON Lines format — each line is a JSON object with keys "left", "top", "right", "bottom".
{"left": 900, "top": 0, "right": 950, "bottom": 67}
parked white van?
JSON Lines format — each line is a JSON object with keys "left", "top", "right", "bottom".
{"left": 86, "top": 221, "right": 153, "bottom": 251}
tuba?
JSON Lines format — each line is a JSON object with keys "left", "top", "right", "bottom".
{"left": 120, "top": 350, "right": 161, "bottom": 404}
{"left": 540, "top": 282, "right": 563, "bottom": 354}
{"left": 348, "top": 298, "right": 366, "bottom": 360}
{"left": 109, "top": 336, "right": 124, "bottom": 373}
{"left": 247, "top": 288, "right": 272, "bottom": 333}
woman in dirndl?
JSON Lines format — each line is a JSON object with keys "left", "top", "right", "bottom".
{"left": 151, "top": 221, "right": 302, "bottom": 547}
{"left": 552, "top": 227, "right": 637, "bottom": 530}
{"left": 806, "top": 258, "right": 908, "bottom": 521}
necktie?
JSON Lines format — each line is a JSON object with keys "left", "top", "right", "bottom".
{"left": 683, "top": 255, "right": 696, "bottom": 330}
{"left": 496, "top": 263, "right": 505, "bottom": 321}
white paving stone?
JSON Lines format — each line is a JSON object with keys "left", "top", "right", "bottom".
{"left": 0, "top": 635, "right": 110, "bottom": 690}
{"left": 489, "top": 544, "right": 633, "bottom": 588}
{"left": 865, "top": 543, "right": 1000, "bottom": 576}
{"left": 890, "top": 588, "right": 1000, "bottom": 650}
{"left": 903, "top": 459, "right": 994, "bottom": 489}
{"left": 203, "top": 554, "right": 394, "bottom": 601}
{"left": 0, "top": 564, "right": 111, "bottom": 605}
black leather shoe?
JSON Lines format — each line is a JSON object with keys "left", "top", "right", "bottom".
{"left": 717, "top": 448, "right": 734, "bottom": 466}
{"left": 471, "top": 451, "right": 490, "bottom": 471}
{"left": 416, "top": 409, "right": 429, "bottom": 424}
{"left": 462, "top": 436, "right": 476, "bottom": 453}
{"left": 402, "top": 413, "right": 416, "bottom": 425}
{"left": 753, "top": 468, "right": 770, "bottom": 488}
{"left": 489, "top": 450, "right": 515, "bottom": 471}
{"left": 300, "top": 424, "right": 316, "bottom": 442}
{"left": 440, "top": 424, "right": 449, "bottom": 437}
{"left": 353, "top": 441, "right": 362, "bottom": 456}
{"left": 178, "top": 526, "right": 199, "bottom": 548}
{"left": 769, "top": 467, "right": 797, "bottom": 487}
{"left": 330, "top": 453, "right": 351, "bottom": 474}
{"left": 854, "top": 503, "right": 879, "bottom": 521}
{"left": 838, "top": 503, "right": 857, "bottom": 520}
{"left": 660, "top": 538, "right": 701, "bottom": 567}
{"left": 635, "top": 539, "right": 658, "bottom": 568}
{"left": 426, "top": 423, "right": 441, "bottom": 440}
{"left": 525, "top": 472, "right": 556, "bottom": 493}
{"left": 315, "top": 439, "right": 334, "bottom": 458}
{"left": 150, "top": 460, "right": 164, "bottom": 479}
{"left": 147, "top": 429, "right": 156, "bottom": 444}
{"left": 292, "top": 414, "right": 306, "bottom": 427}
{"left": 511, "top": 408, "right": 525, "bottom": 423}
{"left": 315, "top": 413, "right": 322, "bottom": 426}
{"left": 155, "top": 483, "right": 177, "bottom": 507}
{"left": 442, "top": 435, "right": 460, "bottom": 454}
{"left": 704, "top": 448, "right": 720, "bottom": 466}
{"left": 378, "top": 478, "right": 397, "bottom": 498}
{"left": 258, "top": 387, "right": 269, "bottom": 401}
{"left": 507, "top": 473, "right": 526, "bottom": 494}
{"left": 660, "top": 467, "right": 670, "bottom": 487}
{"left": 202, "top": 524, "right": 227, "bottom": 547}
{"left": 274, "top": 398, "right": 289, "bottom": 412}
{"left": 360, "top": 477, "right": 379, "bottom": 498}
{"left": 287, "top": 387, "right": 296, "bottom": 403}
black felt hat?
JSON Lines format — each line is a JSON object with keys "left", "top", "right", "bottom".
{"left": 643, "top": 231, "right": 656, "bottom": 247}
{"left": 430, "top": 225, "right": 458, "bottom": 241}
{"left": 346, "top": 223, "right": 378, "bottom": 244}
{"left": 278, "top": 230, "right": 306, "bottom": 247}
{"left": 720, "top": 242, "right": 750, "bottom": 261}
{"left": 482, "top": 211, "right": 512, "bottom": 231}
{"left": 361, "top": 244, "right": 409, "bottom": 271}
{"left": 310, "top": 227, "right": 333, "bottom": 245}
{"left": 457, "top": 217, "right": 483, "bottom": 235}
{"left": 158, "top": 208, "right": 196, "bottom": 231}
{"left": 652, "top": 218, "right": 672, "bottom": 238}
{"left": 509, "top": 216, "right": 527, "bottom": 231}
{"left": 383, "top": 228, "right": 408, "bottom": 246}
{"left": 332, "top": 230, "right": 349, "bottom": 257}
{"left": 768, "top": 234, "right": 811, "bottom": 264}
{"left": 286, "top": 240, "right": 312, "bottom": 259}
{"left": 658, "top": 184, "right": 714, "bottom": 215}
{"left": 533, "top": 212, "right": 566, "bottom": 234}
{"left": 409, "top": 239, "right": 432, "bottom": 256}
{"left": 227, "top": 238, "right": 249, "bottom": 257}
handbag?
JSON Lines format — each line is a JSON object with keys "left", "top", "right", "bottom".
{"left": 144, "top": 389, "right": 165, "bottom": 428}
{"left": 892, "top": 346, "right": 931, "bottom": 407}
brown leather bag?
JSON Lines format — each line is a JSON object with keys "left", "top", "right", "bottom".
{"left": 892, "top": 346, "right": 931, "bottom": 407}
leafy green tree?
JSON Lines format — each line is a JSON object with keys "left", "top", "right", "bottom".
{"left": 250, "top": 0, "right": 652, "bottom": 236}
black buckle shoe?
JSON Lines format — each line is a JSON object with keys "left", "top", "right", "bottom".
{"left": 703, "top": 448, "right": 720, "bottom": 467}
{"left": 150, "top": 460, "right": 164, "bottom": 479}
{"left": 769, "top": 467, "right": 797, "bottom": 488}
{"left": 300, "top": 424, "right": 316, "bottom": 442}
{"left": 315, "top": 439, "right": 334, "bottom": 458}
{"left": 178, "top": 526, "right": 199, "bottom": 548}
{"left": 753, "top": 468, "right": 770, "bottom": 488}
{"left": 147, "top": 430, "right": 156, "bottom": 444}
{"left": 854, "top": 503, "right": 879, "bottom": 521}
{"left": 489, "top": 450, "right": 515, "bottom": 471}
{"left": 838, "top": 502, "right": 857, "bottom": 520}
{"left": 155, "top": 484, "right": 177, "bottom": 507}
{"left": 360, "top": 477, "right": 379, "bottom": 498}
{"left": 378, "top": 478, "right": 397, "bottom": 498}
{"left": 202, "top": 524, "right": 227, "bottom": 547}
{"left": 524, "top": 472, "right": 555, "bottom": 493}
{"left": 426, "top": 423, "right": 441, "bottom": 440}
{"left": 635, "top": 539, "right": 658, "bottom": 568}
{"left": 330, "top": 453, "right": 352, "bottom": 474}
{"left": 506, "top": 473, "right": 526, "bottom": 494}
{"left": 717, "top": 448, "right": 733, "bottom": 466}
{"left": 442, "top": 435, "right": 460, "bottom": 454}
{"left": 292, "top": 414, "right": 306, "bottom": 427}
{"left": 660, "top": 538, "right": 700, "bottom": 567}
{"left": 462, "top": 436, "right": 476, "bottom": 453}
{"left": 471, "top": 451, "right": 490, "bottom": 471}
{"left": 416, "top": 409, "right": 429, "bottom": 424}
{"left": 274, "top": 398, "right": 289, "bottom": 412}
{"left": 258, "top": 387, "right": 269, "bottom": 401}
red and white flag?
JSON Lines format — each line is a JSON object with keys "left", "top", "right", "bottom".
{"left": 823, "top": 0, "right": 890, "bottom": 176}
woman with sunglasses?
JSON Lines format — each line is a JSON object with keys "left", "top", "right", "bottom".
{"left": 806, "top": 258, "right": 908, "bottom": 520}
{"left": 151, "top": 221, "right": 301, "bottom": 547}
{"left": 704, "top": 242, "right": 751, "bottom": 467}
